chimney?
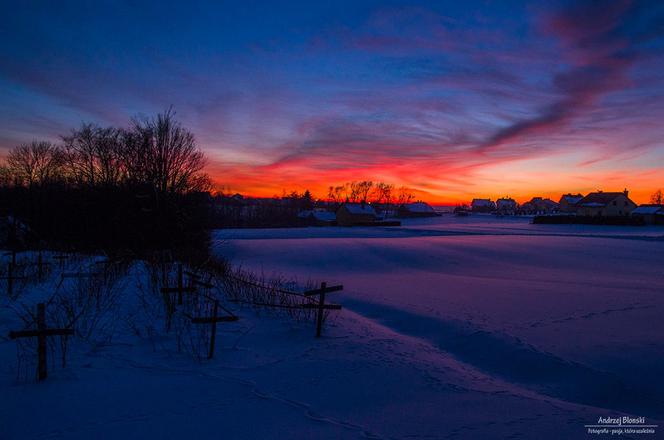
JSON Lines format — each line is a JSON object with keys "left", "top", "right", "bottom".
{"left": 624, "top": 188, "right": 629, "bottom": 197}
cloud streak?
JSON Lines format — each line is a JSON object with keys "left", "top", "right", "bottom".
{"left": 1, "top": 1, "right": 664, "bottom": 202}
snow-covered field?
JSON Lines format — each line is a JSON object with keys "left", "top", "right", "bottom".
{"left": 2, "top": 215, "right": 663, "bottom": 439}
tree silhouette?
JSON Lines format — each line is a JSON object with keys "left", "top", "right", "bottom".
{"left": 127, "top": 109, "right": 209, "bottom": 194}
{"left": 6, "top": 141, "right": 63, "bottom": 187}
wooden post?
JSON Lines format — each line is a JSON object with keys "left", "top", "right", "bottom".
{"left": 37, "top": 251, "right": 44, "bottom": 282}
{"left": 304, "top": 283, "right": 343, "bottom": 338}
{"left": 9, "top": 302, "right": 74, "bottom": 382}
{"left": 52, "top": 254, "right": 69, "bottom": 270}
{"left": 316, "top": 282, "right": 326, "bottom": 338}
{"left": 7, "top": 261, "right": 13, "bottom": 297}
{"left": 208, "top": 300, "right": 219, "bottom": 359}
{"left": 188, "top": 300, "right": 237, "bottom": 360}
{"left": 2, "top": 260, "right": 26, "bottom": 297}
{"left": 37, "top": 303, "right": 47, "bottom": 380}
{"left": 177, "top": 264, "right": 183, "bottom": 305}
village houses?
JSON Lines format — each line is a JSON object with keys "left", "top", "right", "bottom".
{"left": 575, "top": 190, "right": 636, "bottom": 217}
{"left": 558, "top": 193, "right": 584, "bottom": 213}
{"left": 520, "top": 197, "right": 559, "bottom": 215}
{"left": 496, "top": 197, "right": 517, "bottom": 215}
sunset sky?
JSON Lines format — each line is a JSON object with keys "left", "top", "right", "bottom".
{"left": 1, "top": 0, "right": 663, "bottom": 203}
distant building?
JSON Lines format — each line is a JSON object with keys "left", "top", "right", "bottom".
{"left": 576, "top": 190, "right": 636, "bottom": 217}
{"left": 558, "top": 193, "right": 584, "bottom": 213}
{"left": 496, "top": 197, "right": 517, "bottom": 215}
{"left": 520, "top": 197, "right": 559, "bottom": 215}
{"left": 336, "top": 203, "right": 378, "bottom": 226}
{"left": 397, "top": 202, "right": 440, "bottom": 218}
{"left": 631, "top": 205, "right": 664, "bottom": 225}
{"left": 297, "top": 209, "right": 337, "bottom": 226}
{"left": 471, "top": 198, "right": 496, "bottom": 213}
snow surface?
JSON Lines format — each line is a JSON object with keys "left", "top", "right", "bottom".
{"left": 2, "top": 215, "right": 664, "bottom": 439}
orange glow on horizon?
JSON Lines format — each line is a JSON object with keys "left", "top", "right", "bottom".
{"left": 208, "top": 159, "right": 662, "bottom": 206}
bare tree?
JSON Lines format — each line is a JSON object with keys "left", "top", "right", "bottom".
{"left": 127, "top": 109, "right": 209, "bottom": 194}
{"left": 651, "top": 189, "right": 663, "bottom": 204}
{"left": 62, "top": 124, "right": 125, "bottom": 186}
{"left": 396, "top": 186, "right": 414, "bottom": 206}
{"left": 327, "top": 185, "right": 347, "bottom": 205}
{"left": 62, "top": 124, "right": 98, "bottom": 186}
{"left": 94, "top": 127, "right": 125, "bottom": 186}
{"left": 0, "top": 164, "right": 13, "bottom": 187}
{"left": 372, "top": 182, "right": 394, "bottom": 205}
{"left": 349, "top": 180, "right": 373, "bottom": 203}
{"left": 6, "top": 141, "right": 63, "bottom": 187}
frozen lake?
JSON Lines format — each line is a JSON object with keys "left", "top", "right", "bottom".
{"left": 214, "top": 215, "right": 664, "bottom": 420}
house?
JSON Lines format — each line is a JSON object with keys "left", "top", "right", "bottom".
{"left": 558, "top": 193, "right": 584, "bottom": 213}
{"left": 297, "top": 209, "right": 337, "bottom": 226}
{"left": 471, "top": 198, "right": 495, "bottom": 213}
{"left": 576, "top": 190, "right": 636, "bottom": 217}
{"left": 631, "top": 205, "right": 664, "bottom": 225}
{"left": 336, "top": 203, "right": 378, "bottom": 226}
{"left": 397, "top": 202, "right": 440, "bottom": 218}
{"left": 496, "top": 197, "right": 517, "bottom": 215}
{"left": 520, "top": 197, "right": 559, "bottom": 215}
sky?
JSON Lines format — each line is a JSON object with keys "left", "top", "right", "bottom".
{"left": 1, "top": 0, "right": 663, "bottom": 204}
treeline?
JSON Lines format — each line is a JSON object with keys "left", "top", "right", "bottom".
{"left": 212, "top": 190, "right": 314, "bottom": 228}
{"left": 0, "top": 110, "right": 212, "bottom": 257}
{"left": 212, "top": 182, "right": 416, "bottom": 228}
{"left": 327, "top": 181, "right": 414, "bottom": 206}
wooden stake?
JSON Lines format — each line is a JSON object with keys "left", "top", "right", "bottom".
{"left": 9, "top": 302, "right": 74, "bottom": 381}
{"left": 304, "top": 282, "right": 343, "bottom": 338}
{"left": 37, "top": 251, "right": 43, "bottom": 281}
{"left": 7, "top": 262, "right": 13, "bottom": 297}
{"left": 188, "top": 300, "right": 238, "bottom": 360}
{"left": 36, "top": 303, "right": 47, "bottom": 380}
{"left": 316, "top": 282, "right": 326, "bottom": 338}
{"left": 177, "top": 264, "right": 183, "bottom": 305}
{"left": 208, "top": 300, "right": 219, "bottom": 359}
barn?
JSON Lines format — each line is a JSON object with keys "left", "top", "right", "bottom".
{"left": 397, "top": 202, "right": 440, "bottom": 218}
{"left": 336, "top": 203, "right": 378, "bottom": 226}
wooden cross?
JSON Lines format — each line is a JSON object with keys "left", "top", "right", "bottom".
{"left": 1, "top": 261, "right": 25, "bottom": 297}
{"left": 36, "top": 251, "right": 48, "bottom": 281}
{"left": 16, "top": 252, "right": 50, "bottom": 283}
{"left": 303, "top": 282, "right": 343, "bottom": 338}
{"left": 52, "top": 254, "right": 70, "bottom": 270}
{"left": 160, "top": 264, "right": 196, "bottom": 306}
{"left": 185, "top": 270, "right": 215, "bottom": 290}
{"left": 9, "top": 303, "right": 74, "bottom": 381}
{"left": 188, "top": 300, "right": 238, "bottom": 359}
